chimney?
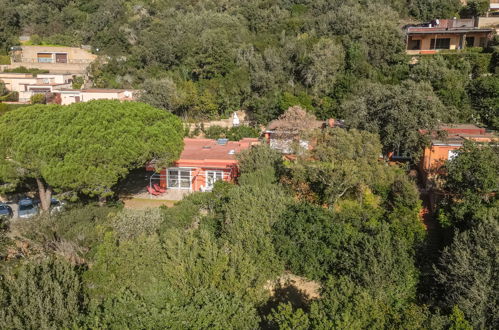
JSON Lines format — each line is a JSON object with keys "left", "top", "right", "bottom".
{"left": 328, "top": 118, "right": 335, "bottom": 128}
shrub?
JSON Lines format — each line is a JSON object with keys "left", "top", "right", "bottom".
{"left": 0, "top": 258, "right": 87, "bottom": 329}
{"left": 0, "top": 92, "right": 19, "bottom": 102}
{"left": 0, "top": 55, "right": 10, "bottom": 65}
{"left": 4, "top": 66, "right": 49, "bottom": 75}
{"left": 204, "top": 125, "right": 227, "bottom": 139}
{"left": 30, "top": 93, "right": 46, "bottom": 104}
{"left": 204, "top": 125, "right": 260, "bottom": 141}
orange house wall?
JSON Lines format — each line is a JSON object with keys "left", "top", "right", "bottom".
{"left": 158, "top": 160, "right": 239, "bottom": 191}
{"left": 420, "top": 145, "right": 461, "bottom": 179}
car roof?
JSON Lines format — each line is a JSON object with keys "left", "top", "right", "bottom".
{"left": 19, "top": 199, "right": 34, "bottom": 206}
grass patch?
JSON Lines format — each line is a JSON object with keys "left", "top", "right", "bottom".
{"left": 0, "top": 55, "right": 10, "bottom": 65}
{"left": 3, "top": 66, "right": 49, "bottom": 75}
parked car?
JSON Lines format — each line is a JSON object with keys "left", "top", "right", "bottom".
{"left": 18, "top": 198, "right": 39, "bottom": 219}
{"left": 50, "top": 198, "right": 65, "bottom": 214}
{"left": 0, "top": 203, "right": 13, "bottom": 220}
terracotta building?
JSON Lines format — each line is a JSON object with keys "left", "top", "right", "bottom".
{"left": 405, "top": 18, "right": 494, "bottom": 55}
{"left": 419, "top": 124, "right": 497, "bottom": 181}
{"left": 147, "top": 138, "right": 259, "bottom": 193}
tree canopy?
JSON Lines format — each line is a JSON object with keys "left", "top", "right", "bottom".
{"left": 0, "top": 100, "right": 183, "bottom": 209}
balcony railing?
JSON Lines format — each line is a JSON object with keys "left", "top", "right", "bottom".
{"left": 12, "top": 57, "right": 94, "bottom": 64}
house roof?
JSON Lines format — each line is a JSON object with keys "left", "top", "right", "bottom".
{"left": 406, "top": 18, "right": 494, "bottom": 34}
{"left": 178, "top": 138, "right": 259, "bottom": 163}
{"left": 80, "top": 89, "right": 132, "bottom": 93}
{"left": 421, "top": 124, "right": 497, "bottom": 146}
{"left": 407, "top": 28, "right": 493, "bottom": 34}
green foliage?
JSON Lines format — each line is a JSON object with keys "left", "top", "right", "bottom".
{"left": 408, "top": 0, "right": 462, "bottom": 20}
{"left": 0, "top": 55, "right": 10, "bottom": 64}
{"left": 204, "top": 125, "right": 260, "bottom": 141}
{"left": 237, "top": 144, "right": 284, "bottom": 185}
{"left": 0, "top": 91, "right": 18, "bottom": 102}
{"left": 341, "top": 80, "right": 448, "bottom": 156}
{"left": 409, "top": 55, "right": 471, "bottom": 111}
{"left": 468, "top": 75, "right": 499, "bottom": 129}
{"left": 71, "top": 76, "right": 84, "bottom": 89}
{"left": 0, "top": 102, "right": 28, "bottom": 117}
{"left": 3, "top": 66, "right": 49, "bottom": 75}
{"left": 0, "top": 258, "right": 86, "bottom": 329}
{"left": 434, "top": 219, "right": 499, "bottom": 328}
{"left": 267, "top": 303, "right": 310, "bottom": 330}
{"left": 459, "top": 0, "right": 490, "bottom": 17}
{"left": 439, "top": 141, "right": 499, "bottom": 228}
{"left": 287, "top": 128, "right": 387, "bottom": 205}
{"left": 0, "top": 1, "right": 495, "bottom": 327}
{"left": 448, "top": 306, "right": 473, "bottom": 330}
{"left": 84, "top": 229, "right": 261, "bottom": 328}
{"left": 30, "top": 93, "right": 46, "bottom": 104}
{"left": 308, "top": 276, "right": 431, "bottom": 329}
{"left": 0, "top": 100, "right": 184, "bottom": 201}
{"left": 0, "top": 82, "right": 6, "bottom": 96}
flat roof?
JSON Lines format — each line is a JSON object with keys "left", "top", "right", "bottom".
{"left": 178, "top": 138, "right": 259, "bottom": 162}
{"left": 81, "top": 89, "right": 132, "bottom": 93}
{"left": 407, "top": 28, "right": 493, "bottom": 34}
{"left": 22, "top": 83, "right": 68, "bottom": 86}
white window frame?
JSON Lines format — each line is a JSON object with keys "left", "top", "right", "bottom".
{"left": 205, "top": 170, "right": 225, "bottom": 191}
{"left": 167, "top": 168, "right": 192, "bottom": 190}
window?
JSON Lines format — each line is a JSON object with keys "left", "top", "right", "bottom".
{"left": 55, "top": 53, "right": 67, "bottom": 63}
{"left": 206, "top": 171, "right": 224, "bottom": 190}
{"left": 167, "top": 169, "right": 191, "bottom": 189}
{"left": 430, "top": 38, "right": 451, "bottom": 49}
{"left": 465, "top": 37, "right": 475, "bottom": 48}
{"left": 37, "top": 53, "right": 53, "bottom": 63}
{"left": 448, "top": 150, "right": 458, "bottom": 161}
{"left": 408, "top": 39, "right": 421, "bottom": 50}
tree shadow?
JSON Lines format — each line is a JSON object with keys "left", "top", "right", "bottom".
{"left": 259, "top": 279, "right": 313, "bottom": 329}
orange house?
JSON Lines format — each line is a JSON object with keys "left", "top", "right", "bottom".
{"left": 147, "top": 138, "right": 259, "bottom": 192}
{"left": 419, "top": 124, "right": 497, "bottom": 181}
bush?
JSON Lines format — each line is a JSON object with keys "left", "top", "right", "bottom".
{"left": 0, "top": 55, "right": 10, "bottom": 65}
{"left": 204, "top": 125, "right": 227, "bottom": 139}
{"left": 30, "top": 93, "right": 46, "bottom": 104}
{"left": 0, "top": 92, "right": 18, "bottom": 102}
{"left": 204, "top": 125, "right": 260, "bottom": 141}
{"left": 72, "top": 76, "right": 84, "bottom": 89}
{"left": 3, "top": 66, "right": 49, "bottom": 75}
{"left": 0, "top": 258, "right": 87, "bottom": 329}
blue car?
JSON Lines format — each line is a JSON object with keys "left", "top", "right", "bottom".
{"left": 18, "top": 198, "right": 39, "bottom": 219}
{"left": 0, "top": 203, "right": 13, "bottom": 220}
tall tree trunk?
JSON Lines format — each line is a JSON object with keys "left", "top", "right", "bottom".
{"left": 36, "top": 177, "right": 52, "bottom": 212}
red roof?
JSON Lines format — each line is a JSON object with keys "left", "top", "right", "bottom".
{"left": 178, "top": 138, "right": 259, "bottom": 163}
{"left": 420, "top": 124, "right": 497, "bottom": 146}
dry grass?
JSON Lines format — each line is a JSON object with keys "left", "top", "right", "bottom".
{"left": 122, "top": 198, "right": 176, "bottom": 209}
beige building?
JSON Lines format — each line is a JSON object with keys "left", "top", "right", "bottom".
{"left": 405, "top": 18, "right": 494, "bottom": 55}
{"left": 0, "top": 72, "right": 74, "bottom": 102}
{"left": 58, "top": 89, "right": 136, "bottom": 105}
{"left": 9, "top": 46, "right": 97, "bottom": 74}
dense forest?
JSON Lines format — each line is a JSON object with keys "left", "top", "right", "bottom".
{"left": 1, "top": 131, "right": 497, "bottom": 328}
{"left": 0, "top": 0, "right": 498, "bottom": 329}
{"left": 1, "top": 1, "right": 498, "bottom": 132}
